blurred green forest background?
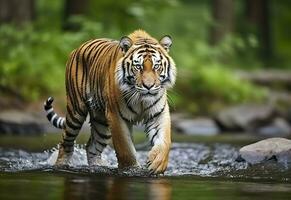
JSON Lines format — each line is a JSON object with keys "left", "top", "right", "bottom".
{"left": 0, "top": 0, "right": 291, "bottom": 115}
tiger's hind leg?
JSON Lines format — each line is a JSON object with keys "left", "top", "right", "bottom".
{"left": 55, "top": 105, "right": 88, "bottom": 166}
{"left": 86, "top": 115, "right": 111, "bottom": 166}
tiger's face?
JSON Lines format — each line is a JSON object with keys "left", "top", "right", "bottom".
{"left": 116, "top": 35, "right": 176, "bottom": 101}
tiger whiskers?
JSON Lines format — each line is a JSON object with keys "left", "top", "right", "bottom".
{"left": 127, "top": 90, "right": 140, "bottom": 105}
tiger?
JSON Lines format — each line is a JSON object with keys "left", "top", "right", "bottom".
{"left": 44, "top": 30, "right": 176, "bottom": 174}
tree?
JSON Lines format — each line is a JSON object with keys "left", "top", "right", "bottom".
{"left": 0, "top": 0, "right": 35, "bottom": 25}
{"left": 246, "top": 0, "right": 272, "bottom": 63}
{"left": 210, "top": 0, "right": 234, "bottom": 45}
{"left": 63, "top": 0, "right": 89, "bottom": 30}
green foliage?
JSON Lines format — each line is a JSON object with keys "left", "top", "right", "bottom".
{"left": 172, "top": 64, "right": 266, "bottom": 113}
{"left": 0, "top": 21, "right": 104, "bottom": 100}
{"left": 0, "top": 0, "right": 267, "bottom": 112}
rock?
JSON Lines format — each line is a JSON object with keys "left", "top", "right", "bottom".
{"left": 238, "top": 70, "right": 291, "bottom": 87}
{"left": 0, "top": 110, "right": 94, "bottom": 135}
{"left": 239, "top": 137, "right": 291, "bottom": 164}
{"left": 215, "top": 104, "right": 275, "bottom": 132}
{"left": 0, "top": 110, "right": 53, "bottom": 134}
{"left": 258, "top": 118, "right": 291, "bottom": 137}
{"left": 173, "top": 118, "right": 220, "bottom": 136}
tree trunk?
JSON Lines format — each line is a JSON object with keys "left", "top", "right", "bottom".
{"left": 210, "top": 0, "right": 234, "bottom": 45}
{"left": 63, "top": 0, "right": 89, "bottom": 30}
{"left": 0, "top": 0, "right": 35, "bottom": 25}
{"left": 246, "top": 0, "right": 272, "bottom": 62}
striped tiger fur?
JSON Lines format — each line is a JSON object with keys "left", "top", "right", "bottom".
{"left": 44, "top": 30, "right": 176, "bottom": 174}
{"left": 44, "top": 97, "right": 65, "bottom": 129}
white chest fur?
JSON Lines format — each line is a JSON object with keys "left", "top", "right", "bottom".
{"left": 118, "top": 91, "right": 166, "bottom": 124}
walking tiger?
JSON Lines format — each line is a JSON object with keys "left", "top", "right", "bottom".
{"left": 44, "top": 30, "right": 176, "bottom": 174}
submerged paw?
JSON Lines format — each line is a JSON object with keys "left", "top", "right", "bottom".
{"left": 88, "top": 157, "right": 109, "bottom": 167}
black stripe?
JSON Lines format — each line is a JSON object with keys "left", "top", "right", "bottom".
{"left": 137, "top": 49, "right": 146, "bottom": 54}
{"left": 97, "top": 141, "right": 107, "bottom": 147}
{"left": 64, "top": 148, "right": 74, "bottom": 153}
{"left": 74, "top": 50, "right": 81, "bottom": 103}
{"left": 118, "top": 107, "right": 131, "bottom": 123}
{"left": 144, "top": 94, "right": 163, "bottom": 111}
{"left": 60, "top": 142, "right": 74, "bottom": 148}
{"left": 66, "top": 119, "right": 80, "bottom": 130}
{"left": 67, "top": 52, "right": 79, "bottom": 112}
{"left": 92, "top": 45, "right": 113, "bottom": 109}
{"left": 95, "top": 147, "right": 103, "bottom": 154}
{"left": 67, "top": 106, "right": 83, "bottom": 126}
{"left": 79, "top": 41, "right": 99, "bottom": 101}
{"left": 87, "top": 151, "right": 97, "bottom": 156}
{"left": 52, "top": 117, "right": 59, "bottom": 127}
{"left": 89, "top": 40, "right": 106, "bottom": 63}
{"left": 44, "top": 104, "right": 52, "bottom": 110}
{"left": 146, "top": 104, "right": 166, "bottom": 124}
{"left": 92, "top": 44, "right": 109, "bottom": 87}
{"left": 75, "top": 107, "right": 87, "bottom": 118}
{"left": 46, "top": 112, "right": 55, "bottom": 121}
{"left": 165, "top": 56, "right": 171, "bottom": 80}
{"left": 145, "top": 123, "right": 154, "bottom": 133}
{"left": 127, "top": 104, "right": 138, "bottom": 114}
{"left": 65, "top": 131, "right": 78, "bottom": 138}
{"left": 146, "top": 49, "right": 156, "bottom": 54}
{"left": 64, "top": 137, "right": 75, "bottom": 142}
{"left": 90, "top": 41, "right": 108, "bottom": 66}
{"left": 96, "top": 130, "right": 112, "bottom": 140}
{"left": 161, "top": 78, "right": 171, "bottom": 84}
{"left": 93, "top": 118, "right": 108, "bottom": 127}
{"left": 150, "top": 129, "right": 159, "bottom": 146}
{"left": 81, "top": 51, "right": 87, "bottom": 101}
{"left": 145, "top": 124, "right": 159, "bottom": 136}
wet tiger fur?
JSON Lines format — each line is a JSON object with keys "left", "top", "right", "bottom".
{"left": 44, "top": 30, "right": 176, "bottom": 174}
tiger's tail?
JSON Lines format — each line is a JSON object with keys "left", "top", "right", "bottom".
{"left": 44, "top": 97, "right": 65, "bottom": 129}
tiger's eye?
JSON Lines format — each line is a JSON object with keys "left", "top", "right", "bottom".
{"left": 154, "top": 64, "right": 160, "bottom": 70}
{"left": 135, "top": 64, "right": 142, "bottom": 70}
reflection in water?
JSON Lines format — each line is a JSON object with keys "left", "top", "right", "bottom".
{"left": 64, "top": 176, "right": 107, "bottom": 200}
{"left": 148, "top": 179, "right": 172, "bottom": 200}
{"left": 1, "top": 172, "right": 291, "bottom": 200}
{"left": 63, "top": 176, "right": 172, "bottom": 200}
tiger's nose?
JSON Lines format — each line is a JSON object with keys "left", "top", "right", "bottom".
{"left": 142, "top": 82, "right": 154, "bottom": 90}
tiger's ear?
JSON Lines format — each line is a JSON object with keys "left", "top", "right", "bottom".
{"left": 120, "top": 36, "right": 133, "bottom": 54}
{"left": 159, "top": 35, "right": 172, "bottom": 52}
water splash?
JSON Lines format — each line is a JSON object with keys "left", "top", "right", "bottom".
{"left": 0, "top": 143, "right": 290, "bottom": 179}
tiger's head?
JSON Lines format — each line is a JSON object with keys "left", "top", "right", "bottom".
{"left": 116, "top": 30, "right": 176, "bottom": 101}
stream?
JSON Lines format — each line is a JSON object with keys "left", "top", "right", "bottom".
{"left": 0, "top": 138, "right": 291, "bottom": 200}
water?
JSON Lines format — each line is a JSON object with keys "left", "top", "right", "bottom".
{"left": 0, "top": 142, "right": 291, "bottom": 199}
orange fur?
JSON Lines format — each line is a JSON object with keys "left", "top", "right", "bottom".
{"left": 46, "top": 30, "right": 176, "bottom": 174}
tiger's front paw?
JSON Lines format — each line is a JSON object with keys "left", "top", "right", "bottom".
{"left": 147, "top": 143, "right": 170, "bottom": 174}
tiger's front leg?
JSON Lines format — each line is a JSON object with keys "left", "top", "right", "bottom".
{"left": 145, "top": 103, "right": 171, "bottom": 174}
{"left": 107, "top": 111, "right": 140, "bottom": 169}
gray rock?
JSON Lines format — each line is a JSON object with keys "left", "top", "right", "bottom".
{"left": 174, "top": 118, "right": 220, "bottom": 136}
{"left": 0, "top": 109, "right": 94, "bottom": 135}
{"left": 216, "top": 104, "right": 275, "bottom": 132}
{"left": 171, "top": 112, "right": 190, "bottom": 124}
{"left": 258, "top": 118, "right": 291, "bottom": 137}
{"left": 238, "top": 70, "right": 291, "bottom": 87}
{"left": 239, "top": 137, "right": 291, "bottom": 164}
{"left": 0, "top": 110, "right": 55, "bottom": 134}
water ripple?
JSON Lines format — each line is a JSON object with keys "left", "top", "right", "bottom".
{"left": 0, "top": 143, "right": 290, "bottom": 180}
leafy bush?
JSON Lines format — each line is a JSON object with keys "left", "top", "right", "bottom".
{"left": 0, "top": 0, "right": 267, "bottom": 113}
{"left": 0, "top": 20, "right": 104, "bottom": 100}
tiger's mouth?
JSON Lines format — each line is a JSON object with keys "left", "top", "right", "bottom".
{"left": 141, "top": 91, "right": 158, "bottom": 97}
{"left": 135, "top": 85, "right": 160, "bottom": 96}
